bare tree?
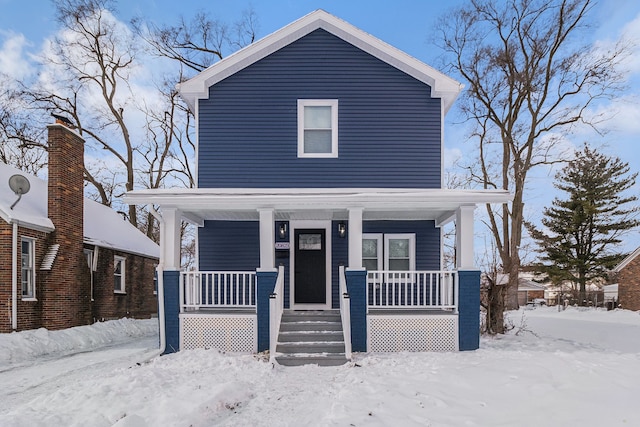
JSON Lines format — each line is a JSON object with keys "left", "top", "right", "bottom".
{"left": 0, "top": 74, "right": 48, "bottom": 174}
{"left": 132, "top": 7, "right": 259, "bottom": 73}
{"left": 436, "top": 0, "right": 630, "bottom": 333}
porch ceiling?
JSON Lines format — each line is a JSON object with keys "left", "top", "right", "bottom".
{"left": 123, "top": 188, "right": 512, "bottom": 226}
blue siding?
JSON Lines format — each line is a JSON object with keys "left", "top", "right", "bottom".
{"left": 198, "top": 221, "right": 260, "bottom": 271}
{"left": 458, "top": 270, "right": 481, "bottom": 351}
{"left": 345, "top": 269, "right": 367, "bottom": 352}
{"left": 198, "top": 29, "right": 441, "bottom": 189}
{"left": 332, "top": 221, "right": 349, "bottom": 309}
{"left": 162, "top": 270, "right": 180, "bottom": 354}
{"left": 363, "top": 220, "right": 440, "bottom": 270}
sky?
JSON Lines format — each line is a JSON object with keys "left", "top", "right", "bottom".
{"left": 2, "top": 308, "right": 640, "bottom": 425}
{"left": 1, "top": 0, "right": 640, "bottom": 256}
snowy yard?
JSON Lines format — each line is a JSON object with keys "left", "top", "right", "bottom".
{"left": 1, "top": 308, "right": 639, "bottom": 426}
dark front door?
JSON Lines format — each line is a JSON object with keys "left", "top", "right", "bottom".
{"left": 294, "top": 229, "right": 326, "bottom": 304}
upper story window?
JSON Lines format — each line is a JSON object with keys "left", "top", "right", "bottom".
{"left": 21, "top": 237, "right": 36, "bottom": 299}
{"left": 297, "top": 99, "right": 338, "bottom": 158}
{"left": 114, "top": 256, "right": 126, "bottom": 294}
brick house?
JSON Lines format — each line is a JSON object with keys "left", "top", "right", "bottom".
{"left": 0, "top": 120, "right": 159, "bottom": 333}
{"left": 613, "top": 247, "right": 640, "bottom": 311}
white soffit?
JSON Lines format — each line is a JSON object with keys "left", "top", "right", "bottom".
{"left": 124, "top": 188, "right": 512, "bottom": 224}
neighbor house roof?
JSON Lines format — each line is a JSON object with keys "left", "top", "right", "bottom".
{"left": 613, "top": 247, "right": 640, "bottom": 272}
{"left": 0, "top": 163, "right": 159, "bottom": 259}
{"left": 178, "top": 9, "right": 463, "bottom": 113}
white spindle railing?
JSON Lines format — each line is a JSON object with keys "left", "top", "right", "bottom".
{"left": 339, "top": 266, "right": 352, "bottom": 360}
{"left": 180, "top": 271, "right": 256, "bottom": 311}
{"left": 269, "top": 265, "right": 285, "bottom": 363}
{"left": 367, "top": 271, "right": 457, "bottom": 310}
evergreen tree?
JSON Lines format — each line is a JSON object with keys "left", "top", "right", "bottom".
{"left": 528, "top": 145, "right": 639, "bottom": 304}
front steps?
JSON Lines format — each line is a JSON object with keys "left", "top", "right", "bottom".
{"left": 274, "top": 310, "right": 349, "bottom": 367}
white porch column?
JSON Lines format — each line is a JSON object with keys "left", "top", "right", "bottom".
{"left": 348, "top": 208, "right": 363, "bottom": 269}
{"left": 259, "top": 209, "right": 275, "bottom": 270}
{"left": 456, "top": 205, "right": 476, "bottom": 270}
{"left": 163, "top": 207, "right": 182, "bottom": 270}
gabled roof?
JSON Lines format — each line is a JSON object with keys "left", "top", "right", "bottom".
{"left": 0, "top": 163, "right": 159, "bottom": 259}
{"left": 178, "top": 9, "right": 463, "bottom": 113}
{"left": 613, "top": 247, "right": 640, "bottom": 272}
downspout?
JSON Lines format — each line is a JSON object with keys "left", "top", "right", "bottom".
{"left": 11, "top": 221, "right": 18, "bottom": 330}
{"left": 149, "top": 206, "right": 166, "bottom": 355}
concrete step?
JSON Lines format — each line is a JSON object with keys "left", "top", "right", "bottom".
{"left": 281, "top": 310, "right": 341, "bottom": 322}
{"left": 278, "top": 330, "right": 344, "bottom": 342}
{"left": 274, "top": 310, "right": 348, "bottom": 367}
{"left": 275, "top": 353, "right": 348, "bottom": 367}
{"left": 276, "top": 341, "right": 345, "bottom": 354}
{"left": 279, "top": 320, "right": 343, "bottom": 332}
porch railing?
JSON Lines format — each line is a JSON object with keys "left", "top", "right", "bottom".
{"left": 367, "top": 270, "right": 457, "bottom": 310}
{"left": 339, "top": 266, "right": 352, "bottom": 360}
{"left": 269, "top": 265, "right": 285, "bottom": 362}
{"left": 180, "top": 271, "right": 257, "bottom": 311}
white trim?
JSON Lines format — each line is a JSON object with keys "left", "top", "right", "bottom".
{"left": 20, "top": 236, "right": 36, "bottom": 300}
{"left": 289, "top": 220, "right": 332, "bottom": 310}
{"left": 362, "top": 233, "right": 383, "bottom": 270}
{"left": 114, "top": 255, "right": 126, "bottom": 294}
{"left": 383, "top": 233, "right": 416, "bottom": 271}
{"left": 297, "top": 99, "right": 339, "bottom": 158}
{"left": 123, "top": 188, "right": 513, "bottom": 224}
{"left": 178, "top": 10, "right": 462, "bottom": 113}
{"left": 258, "top": 209, "right": 275, "bottom": 269}
{"left": 12, "top": 222, "right": 17, "bottom": 329}
{"left": 455, "top": 205, "right": 476, "bottom": 270}
{"left": 614, "top": 246, "right": 640, "bottom": 272}
{"left": 348, "top": 208, "right": 363, "bottom": 268}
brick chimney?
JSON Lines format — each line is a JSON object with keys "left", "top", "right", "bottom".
{"left": 41, "top": 119, "right": 91, "bottom": 329}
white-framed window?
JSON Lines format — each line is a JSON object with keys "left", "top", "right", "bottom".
{"left": 21, "top": 237, "right": 36, "bottom": 299}
{"left": 297, "top": 99, "right": 338, "bottom": 158}
{"left": 114, "top": 256, "right": 126, "bottom": 294}
{"left": 384, "top": 234, "right": 416, "bottom": 271}
{"left": 362, "top": 233, "right": 416, "bottom": 271}
{"left": 153, "top": 265, "right": 158, "bottom": 295}
{"left": 362, "top": 233, "right": 383, "bottom": 271}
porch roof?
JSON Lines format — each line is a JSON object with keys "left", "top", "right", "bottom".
{"left": 124, "top": 188, "right": 512, "bottom": 226}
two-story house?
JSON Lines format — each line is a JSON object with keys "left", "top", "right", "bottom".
{"left": 124, "top": 10, "right": 512, "bottom": 365}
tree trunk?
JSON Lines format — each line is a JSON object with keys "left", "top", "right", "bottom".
{"left": 487, "top": 284, "right": 506, "bottom": 334}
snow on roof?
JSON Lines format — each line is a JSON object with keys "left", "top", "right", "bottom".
{"left": 178, "top": 9, "right": 463, "bottom": 113}
{"left": 0, "top": 163, "right": 54, "bottom": 232}
{"left": 613, "top": 246, "right": 640, "bottom": 272}
{"left": 0, "top": 163, "right": 159, "bottom": 259}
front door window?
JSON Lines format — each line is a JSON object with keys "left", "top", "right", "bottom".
{"left": 294, "top": 229, "right": 326, "bottom": 304}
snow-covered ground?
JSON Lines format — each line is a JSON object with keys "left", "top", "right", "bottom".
{"left": 1, "top": 308, "right": 639, "bottom": 426}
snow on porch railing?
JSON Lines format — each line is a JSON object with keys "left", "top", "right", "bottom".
{"left": 180, "top": 271, "right": 256, "bottom": 311}
{"left": 367, "top": 271, "right": 457, "bottom": 310}
{"left": 339, "top": 266, "right": 352, "bottom": 360}
{"left": 269, "top": 265, "right": 285, "bottom": 363}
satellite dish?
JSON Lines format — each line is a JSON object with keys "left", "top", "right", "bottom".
{"left": 9, "top": 174, "right": 31, "bottom": 210}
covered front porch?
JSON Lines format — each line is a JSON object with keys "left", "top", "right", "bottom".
{"left": 123, "top": 188, "right": 511, "bottom": 360}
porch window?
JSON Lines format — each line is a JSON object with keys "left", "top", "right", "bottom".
{"left": 362, "top": 234, "right": 382, "bottom": 270}
{"left": 362, "top": 233, "right": 416, "bottom": 271}
{"left": 21, "top": 237, "right": 35, "bottom": 299}
{"left": 385, "top": 234, "right": 416, "bottom": 271}
{"left": 297, "top": 99, "right": 338, "bottom": 158}
{"left": 114, "top": 256, "right": 126, "bottom": 293}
